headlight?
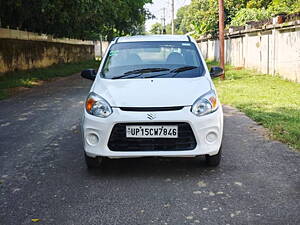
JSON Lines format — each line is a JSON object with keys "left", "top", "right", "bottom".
{"left": 85, "top": 92, "right": 112, "bottom": 118}
{"left": 191, "top": 90, "right": 218, "bottom": 116}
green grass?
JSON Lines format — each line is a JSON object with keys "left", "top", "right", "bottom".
{"left": 207, "top": 61, "right": 300, "bottom": 150}
{"left": 0, "top": 60, "right": 99, "bottom": 100}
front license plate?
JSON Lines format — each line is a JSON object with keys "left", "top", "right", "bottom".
{"left": 126, "top": 125, "right": 178, "bottom": 138}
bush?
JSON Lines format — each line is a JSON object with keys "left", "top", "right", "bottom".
{"left": 267, "top": 0, "right": 300, "bottom": 15}
{"left": 230, "top": 8, "right": 271, "bottom": 26}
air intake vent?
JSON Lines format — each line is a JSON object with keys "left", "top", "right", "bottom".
{"left": 108, "top": 122, "right": 197, "bottom": 151}
{"left": 119, "top": 106, "right": 184, "bottom": 112}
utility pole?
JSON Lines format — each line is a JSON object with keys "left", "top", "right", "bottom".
{"left": 161, "top": 7, "right": 166, "bottom": 34}
{"left": 171, "top": 0, "right": 175, "bottom": 35}
{"left": 99, "top": 35, "right": 103, "bottom": 59}
{"left": 218, "top": 0, "right": 225, "bottom": 80}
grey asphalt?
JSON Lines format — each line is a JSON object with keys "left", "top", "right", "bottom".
{"left": 0, "top": 74, "right": 299, "bottom": 225}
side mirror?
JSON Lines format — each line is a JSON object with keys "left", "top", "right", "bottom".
{"left": 210, "top": 66, "right": 224, "bottom": 78}
{"left": 81, "top": 69, "right": 97, "bottom": 80}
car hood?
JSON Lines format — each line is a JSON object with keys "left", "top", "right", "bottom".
{"left": 92, "top": 77, "right": 212, "bottom": 107}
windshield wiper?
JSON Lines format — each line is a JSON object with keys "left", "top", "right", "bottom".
{"left": 111, "top": 67, "right": 170, "bottom": 79}
{"left": 124, "top": 67, "right": 170, "bottom": 75}
{"left": 143, "top": 66, "right": 199, "bottom": 79}
{"left": 111, "top": 66, "right": 198, "bottom": 80}
{"left": 170, "top": 66, "right": 198, "bottom": 78}
{"left": 170, "top": 66, "right": 198, "bottom": 73}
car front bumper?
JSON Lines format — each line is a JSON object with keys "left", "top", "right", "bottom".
{"left": 81, "top": 106, "right": 223, "bottom": 158}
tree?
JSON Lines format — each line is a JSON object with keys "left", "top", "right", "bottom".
{"left": 150, "top": 22, "right": 163, "bottom": 34}
{"left": 175, "top": 0, "right": 300, "bottom": 38}
{"left": 267, "top": 0, "right": 300, "bottom": 14}
{"left": 246, "top": 0, "right": 272, "bottom": 8}
{"left": 230, "top": 8, "right": 271, "bottom": 26}
{"left": 173, "top": 0, "right": 249, "bottom": 38}
{"left": 174, "top": 5, "right": 190, "bottom": 34}
{"left": 0, "top": 0, "right": 153, "bottom": 40}
{"left": 231, "top": 0, "right": 300, "bottom": 26}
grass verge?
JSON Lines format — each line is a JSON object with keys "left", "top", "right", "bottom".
{"left": 0, "top": 60, "right": 99, "bottom": 100}
{"left": 207, "top": 61, "right": 300, "bottom": 151}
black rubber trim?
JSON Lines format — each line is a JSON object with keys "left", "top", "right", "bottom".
{"left": 119, "top": 106, "right": 184, "bottom": 112}
{"left": 187, "top": 35, "right": 191, "bottom": 42}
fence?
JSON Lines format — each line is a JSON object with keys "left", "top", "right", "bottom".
{"left": 197, "top": 20, "right": 300, "bottom": 83}
{"left": 0, "top": 28, "right": 95, "bottom": 74}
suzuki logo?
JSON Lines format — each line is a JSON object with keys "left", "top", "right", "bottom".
{"left": 147, "top": 113, "right": 156, "bottom": 120}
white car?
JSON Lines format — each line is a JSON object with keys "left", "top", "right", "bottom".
{"left": 81, "top": 35, "right": 224, "bottom": 169}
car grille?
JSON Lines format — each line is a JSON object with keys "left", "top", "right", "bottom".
{"left": 108, "top": 122, "right": 197, "bottom": 151}
{"left": 119, "top": 106, "right": 184, "bottom": 112}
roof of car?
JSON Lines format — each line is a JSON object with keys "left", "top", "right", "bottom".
{"left": 116, "top": 35, "right": 190, "bottom": 43}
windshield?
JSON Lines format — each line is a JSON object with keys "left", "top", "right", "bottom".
{"left": 101, "top": 41, "right": 205, "bottom": 79}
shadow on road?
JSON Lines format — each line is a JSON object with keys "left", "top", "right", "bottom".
{"left": 85, "top": 157, "right": 217, "bottom": 178}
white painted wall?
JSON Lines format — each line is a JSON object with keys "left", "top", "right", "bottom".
{"left": 94, "top": 40, "right": 109, "bottom": 58}
{"left": 198, "top": 23, "right": 300, "bottom": 83}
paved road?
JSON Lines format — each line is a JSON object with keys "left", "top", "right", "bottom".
{"left": 0, "top": 74, "right": 299, "bottom": 225}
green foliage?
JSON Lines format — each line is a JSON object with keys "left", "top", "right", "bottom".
{"left": 231, "top": 0, "right": 300, "bottom": 26}
{"left": 268, "top": 0, "right": 300, "bottom": 14}
{"left": 175, "top": 0, "right": 300, "bottom": 37}
{"left": 175, "top": 0, "right": 249, "bottom": 38}
{"left": 230, "top": 8, "right": 271, "bottom": 26}
{"left": 224, "top": 0, "right": 250, "bottom": 24}
{"left": 207, "top": 61, "right": 300, "bottom": 150}
{"left": 165, "top": 24, "right": 172, "bottom": 34}
{"left": 0, "top": 0, "right": 152, "bottom": 40}
{"left": 246, "top": 0, "right": 272, "bottom": 8}
{"left": 192, "top": 0, "right": 219, "bottom": 36}
{"left": 174, "top": 5, "right": 191, "bottom": 34}
{"left": 150, "top": 22, "right": 163, "bottom": 34}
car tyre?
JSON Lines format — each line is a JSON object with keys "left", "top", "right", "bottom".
{"left": 84, "top": 153, "right": 103, "bottom": 169}
{"left": 205, "top": 145, "right": 222, "bottom": 167}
